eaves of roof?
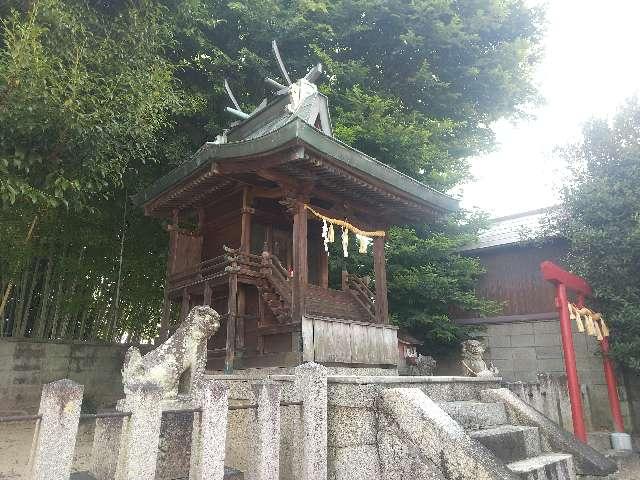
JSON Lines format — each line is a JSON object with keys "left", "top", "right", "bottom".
{"left": 132, "top": 119, "right": 459, "bottom": 214}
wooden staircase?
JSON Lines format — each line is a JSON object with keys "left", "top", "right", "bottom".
{"left": 256, "top": 252, "right": 377, "bottom": 324}
{"left": 257, "top": 252, "right": 292, "bottom": 323}
{"left": 305, "top": 284, "right": 372, "bottom": 322}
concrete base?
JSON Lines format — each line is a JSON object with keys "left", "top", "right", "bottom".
{"left": 611, "top": 432, "right": 633, "bottom": 451}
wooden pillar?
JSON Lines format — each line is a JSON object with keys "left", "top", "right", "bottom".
{"left": 236, "top": 284, "right": 245, "bottom": 358}
{"left": 265, "top": 225, "right": 273, "bottom": 253}
{"left": 373, "top": 235, "right": 389, "bottom": 324}
{"left": 203, "top": 282, "right": 212, "bottom": 306}
{"left": 291, "top": 200, "right": 308, "bottom": 325}
{"left": 179, "top": 288, "right": 191, "bottom": 322}
{"left": 225, "top": 273, "right": 238, "bottom": 374}
{"left": 319, "top": 245, "right": 329, "bottom": 289}
{"left": 160, "top": 211, "right": 180, "bottom": 340}
{"left": 236, "top": 187, "right": 253, "bottom": 361}
{"left": 240, "top": 187, "right": 253, "bottom": 253}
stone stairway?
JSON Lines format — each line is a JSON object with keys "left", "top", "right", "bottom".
{"left": 440, "top": 400, "right": 575, "bottom": 480}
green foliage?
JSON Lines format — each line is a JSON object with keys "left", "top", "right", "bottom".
{"left": 0, "top": 0, "right": 544, "bottom": 344}
{"left": 552, "top": 98, "right": 640, "bottom": 370}
{"left": 0, "top": 0, "right": 181, "bottom": 337}
{"left": 386, "top": 220, "right": 502, "bottom": 352}
{"left": 150, "top": 0, "right": 542, "bottom": 349}
{"left": 331, "top": 212, "right": 501, "bottom": 352}
{"left": 0, "top": 0, "right": 183, "bottom": 210}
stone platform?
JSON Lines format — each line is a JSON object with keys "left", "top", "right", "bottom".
{"left": 211, "top": 374, "right": 503, "bottom": 480}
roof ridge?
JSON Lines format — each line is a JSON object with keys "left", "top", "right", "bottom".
{"left": 489, "top": 206, "right": 557, "bottom": 223}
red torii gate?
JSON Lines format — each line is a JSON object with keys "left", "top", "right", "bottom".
{"left": 540, "top": 261, "right": 627, "bottom": 445}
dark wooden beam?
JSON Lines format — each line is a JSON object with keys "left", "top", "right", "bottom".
{"left": 292, "top": 198, "right": 308, "bottom": 327}
{"left": 240, "top": 187, "right": 254, "bottom": 253}
{"left": 373, "top": 236, "right": 389, "bottom": 324}
{"left": 225, "top": 273, "right": 238, "bottom": 373}
{"left": 257, "top": 169, "right": 300, "bottom": 191}
{"left": 455, "top": 312, "right": 558, "bottom": 326}
{"left": 252, "top": 186, "right": 285, "bottom": 199}
{"left": 213, "top": 146, "right": 305, "bottom": 174}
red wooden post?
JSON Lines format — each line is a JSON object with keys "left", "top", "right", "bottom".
{"left": 541, "top": 261, "right": 591, "bottom": 442}
{"left": 599, "top": 335, "right": 625, "bottom": 432}
{"left": 541, "top": 260, "right": 629, "bottom": 445}
{"left": 555, "top": 282, "right": 588, "bottom": 442}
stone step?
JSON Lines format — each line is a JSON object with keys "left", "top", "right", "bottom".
{"left": 506, "top": 453, "right": 575, "bottom": 480}
{"left": 70, "top": 466, "right": 245, "bottom": 479}
{"left": 439, "top": 401, "right": 508, "bottom": 430}
{"left": 470, "top": 425, "right": 541, "bottom": 463}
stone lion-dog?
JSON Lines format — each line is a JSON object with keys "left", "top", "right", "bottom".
{"left": 122, "top": 305, "right": 221, "bottom": 399}
{"left": 460, "top": 339, "right": 499, "bottom": 377}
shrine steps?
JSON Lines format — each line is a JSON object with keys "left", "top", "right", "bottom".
{"left": 441, "top": 399, "right": 574, "bottom": 479}
{"left": 257, "top": 277, "right": 373, "bottom": 324}
{"left": 69, "top": 468, "right": 244, "bottom": 480}
{"left": 305, "top": 284, "right": 372, "bottom": 322}
{"left": 439, "top": 400, "right": 508, "bottom": 429}
{"left": 470, "top": 425, "right": 541, "bottom": 463}
{"left": 215, "top": 374, "right": 616, "bottom": 480}
{"left": 375, "top": 384, "right": 616, "bottom": 480}
{"left": 506, "top": 454, "right": 574, "bottom": 480}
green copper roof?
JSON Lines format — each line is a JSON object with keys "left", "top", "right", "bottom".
{"left": 132, "top": 118, "right": 458, "bottom": 213}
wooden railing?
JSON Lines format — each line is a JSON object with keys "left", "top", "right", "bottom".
{"left": 260, "top": 250, "right": 292, "bottom": 305}
{"left": 225, "top": 246, "right": 264, "bottom": 276}
{"left": 167, "top": 247, "right": 266, "bottom": 291}
{"left": 168, "top": 254, "right": 229, "bottom": 290}
{"left": 344, "top": 272, "right": 376, "bottom": 322}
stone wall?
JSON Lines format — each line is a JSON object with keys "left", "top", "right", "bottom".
{"left": 447, "top": 318, "right": 635, "bottom": 433}
{"left": 0, "top": 338, "right": 131, "bottom": 414}
{"left": 216, "top": 374, "right": 501, "bottom": 480}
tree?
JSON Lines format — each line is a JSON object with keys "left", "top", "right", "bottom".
{"left": 551, "top": 98, "right": 640, "bottom": 371}
{"left": 155, "top": 0, "right": 542, "bottom": 349}
{"left": 0, "top": 0, "right": 544, "bottom": 346}
{"left": 0, "top": 0, "right": 185, "bottom": 337}
{"left": 0, "top": 0, "right": 183, "bottom": 210}
{"left": 327, "top": 211, "right": 501, "bottom": 353}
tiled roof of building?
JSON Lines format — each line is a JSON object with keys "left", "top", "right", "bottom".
{"left": 461, "top": 207, "right": 555, "bottom": 252}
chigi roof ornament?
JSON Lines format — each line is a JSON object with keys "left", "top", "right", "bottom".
{"left": 218, "top": 40, "right": 329, "bottom": 144}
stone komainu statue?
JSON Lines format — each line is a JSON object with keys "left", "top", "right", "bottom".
{"left": 122, "top": 305, "right": 221, "bottom": 399}
{"left": 460, "top": 339, "right": 499, "bottom": 377}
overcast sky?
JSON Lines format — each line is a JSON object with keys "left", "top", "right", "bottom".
{"left": 458, "top": 0, "right": 640, "bottom": 218}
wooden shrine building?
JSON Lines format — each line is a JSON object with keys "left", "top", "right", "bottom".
{"left": 133, "top": 67, "right": 458, "bottom": 372}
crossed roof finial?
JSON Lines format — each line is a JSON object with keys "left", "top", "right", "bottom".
{"left": 224, "top": 40, "right": 323, "bottom": 121}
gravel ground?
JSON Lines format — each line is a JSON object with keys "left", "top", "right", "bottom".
{"left": 0, "top": 419, "right": 94, "bottom": 480}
